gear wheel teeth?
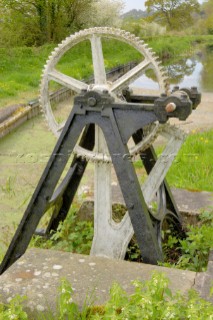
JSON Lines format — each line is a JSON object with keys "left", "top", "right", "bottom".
{"left": 155, "top": 58, "right": 161, "bottom": 63}
{"left": 43, "top": 63, "right": 49, "bottom": 70}
{"left": 147, "top": 47, "right": 153, "bottom": 53}
{"left": 152, "top": 53, "right": 158, "bottom": 58}
{"left": 157, "top": 62, "right": 163, "bottom": 67}
{"left": 40, "top": 27, "right": 169, "bottom": 162}
{"left": 138, "top": 40, "right": 144, "bottom": 45}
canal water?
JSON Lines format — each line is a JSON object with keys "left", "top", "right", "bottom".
{"left": 132, "top": 45, "right": 213, "bottom": 92}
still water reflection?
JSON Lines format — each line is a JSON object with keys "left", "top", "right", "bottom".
{"left": 132, "top": 46, "right": 213, "bottom": 92}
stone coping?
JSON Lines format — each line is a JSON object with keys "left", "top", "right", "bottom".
{"left": 0, "top": 248, "right": 197, "bottom": 314}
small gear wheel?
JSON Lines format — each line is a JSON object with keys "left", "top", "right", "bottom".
{"left": 40, "top": 27, "right": 169, "bottom": 161}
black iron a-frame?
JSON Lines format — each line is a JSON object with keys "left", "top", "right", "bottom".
{"left": 0, "top": 89, "right": 193, "bottom": 274}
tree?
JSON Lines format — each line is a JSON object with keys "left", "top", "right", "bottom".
{"left": 62, "top": 0, "right": 94, "bottom": 32}
{"left": 0, "top": 1, "right": 40, "bottom": 46}
{"left": 0, "top": 0, "right": 124, "bottom": 46}
{"left": 145, "top": 0, "right": 200, "bottom": 30}
{"left": 0, "top": 0, "right": 94, "bottom": 46}
{"left": 88, "top": 0, "right": 124, "bottom": 27}
{"left": 202, "top": 0, "right": 213, "bottom": 34}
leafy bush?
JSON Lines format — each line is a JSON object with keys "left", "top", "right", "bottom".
{"left": 122, "top": 20, "right": 166, "bottom": 38}
{"left": 140, "top": 22, "right": 167, "bottom": 37}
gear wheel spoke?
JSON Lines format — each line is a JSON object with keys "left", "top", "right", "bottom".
{"left": 49, "top": 70, "right": 88, "bottom": 93}
{"left": 110, "top": 59, "right": 151, "bottom": 93}
{"left": 90, "top": 35, "right": 107, "bottom": 85}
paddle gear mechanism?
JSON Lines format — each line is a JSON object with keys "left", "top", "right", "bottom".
{"left": 0, "top": 28, "right": 201, "bottom": 274}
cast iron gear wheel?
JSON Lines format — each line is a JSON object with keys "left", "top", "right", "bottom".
{"left": 40, "top": 27, "right": 169, "bottom": 162}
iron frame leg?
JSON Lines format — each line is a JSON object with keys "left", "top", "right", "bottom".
{"left": 101, "top": 110, "right": 163, "bottom": 263}
{"left": 45, "top": 124, "right": 95, "bottom": 234}
{"left": 0, "top": 109, "right": 87, "bottom": 274}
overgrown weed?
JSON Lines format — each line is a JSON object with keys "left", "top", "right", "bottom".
{"left": 1, "top": 273, "right": 213, "bottom": 319}
{"left": 162, "top": 208, "right": 213, "bottom": 271}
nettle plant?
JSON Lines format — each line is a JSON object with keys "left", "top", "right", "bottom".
{"left": 0, "top": 295, "right": 28, "bottom": 320}
{"left": 1, "top": 273, "right": 213, "bottom": 320}
{"left": 162, "top": 209, "right": 213, "bottom": 272}
{"left": 31, "top": 205, "right": 94, "bottom": 255}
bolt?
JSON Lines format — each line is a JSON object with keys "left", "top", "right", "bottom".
{"left": 191, "top": 86, "right": 198, "bottom": 92}
{"left": 88, "top": 97, "right": 97, "bottom": 106}
{"left": 173, "top": 86, "right": 179, "bottom": 91}
{"left": 165, "top": 102, "right": 176, "bottom": 113}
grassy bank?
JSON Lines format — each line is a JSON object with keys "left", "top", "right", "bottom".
{"left": 148, "top": 34, "right": 213, "bottom": 58}
{"left": 0, "top": 45, "right": 54, "bottom": 107}
{"left": 0, "top": 40, "right": 141, "bottom": 108}
{"left": 0, "top": 35, "right": 213, "bottom": 108}
{"left": 134, "top": 129, "right": 213, "bottom": 192}
{"left": 166, "top": 129, "right": 213, "bottom": 192}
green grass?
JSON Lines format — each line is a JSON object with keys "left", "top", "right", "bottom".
{"left": 148, "top": 36, "right": 194, "bottom": 58}
{"left": 167, "top": 129, "right": 213, "bottom": 192}
{"left": 0, "top": 40, "right": 141, "bottom": 108}
{"left": 134, "top": 129, "right": 213, "bottom": 192}
{"left": 0, "top": 45, "right": 55, "bottom": 106}
{"left": 1, "top": 35, "right": 212, "bottom": 107}
{"left": 147, "top": 35, "right": 213, "bottom": 58}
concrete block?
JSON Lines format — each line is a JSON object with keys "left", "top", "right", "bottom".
{"left": 0, "top": 248, "right": 196, "bottom": 315}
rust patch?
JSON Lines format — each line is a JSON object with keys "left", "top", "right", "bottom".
{"left": 11, "top": 270, "right": 35, "bottom": 280}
